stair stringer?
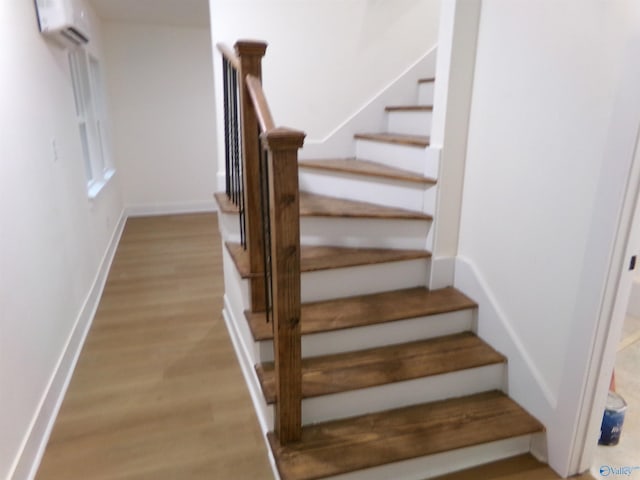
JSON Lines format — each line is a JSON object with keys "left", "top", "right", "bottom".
{"left": 454, "top": 256, "right": 552, "bottom": 461}
{"left": 221, "top": 246, "right": 274, "bottom": 430}
{"left": 299, "top": 46, "right": 437, "bottom": 160}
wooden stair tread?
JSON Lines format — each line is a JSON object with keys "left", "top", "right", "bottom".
{"left": 268, "top": 390, "right": 545, "bottom": 480}
{"left": 431, "top": 454, "right": 591, "bottom": 480}
{"left": 385, "top": 105, "right": 434, "bottom": 112}
{"left": 354, "top": 132, "right": 430, "bottom": 147}
{"left": 247, "top": 286, "right": 476, "bottom": 341}
{"left": 213, "top": 191, "right": 238, "bottom": 214}
{"left": 226, "top": 242, "right": 429, "bottom": 279}
{"left": 256, "top": 332, "right": 505, "bottom": 403}
{"left": 216, "top": 191, "right": 432, "bottom": 220}
{"left": 418, "top": 77, "right": 436, "bottom": 83}
{"left": 298, "top": 158, "right": 436, "bottom": 185}
{"left": 299, "top": 191, "right": 431, "bottom": 219}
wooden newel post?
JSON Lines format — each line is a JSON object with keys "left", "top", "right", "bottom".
{"left": 263, "top": 127, "right": 306, "bottom": 444}
{"left": 235, "top": 40, "right": 268, "bottom": 312}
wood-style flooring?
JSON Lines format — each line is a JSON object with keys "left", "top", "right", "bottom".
{"left": 35, "top": 213, "right": 595, "bottom": 480}
{"left": 35, "top": 214, "right": 272, "bottom": 480}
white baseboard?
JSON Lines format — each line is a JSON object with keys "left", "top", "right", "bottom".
{"left": 429, "top": 256, "right": 456, "bottom": 289}
{"left": 454, "top": 256, "right": 555, "bottom": 429}
{"left": 126, "top": 200, "right": 217, "bottom": 217}
{"left": 221, "top": 297, "right": 280, "bottom": 480}
{"left": 11, "top": 209, "right": 127, "bottom": 480}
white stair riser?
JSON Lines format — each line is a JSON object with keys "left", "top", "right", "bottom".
{"left": 387, "top": 110, "right": 433, "bottom": 136}
{"left": 217, "top": 211, "right": 242, "bottom": 244}
{"left": 356, "top": 139, "right": 439, "bottom": 178}
{"left": 223, "top": 245, "right": 428, "bottom": 317}
{"left": 301, "top": 258, "right": 428, "bottom": 303}
{"left": 324, "top": 435, "right": 537, "bottom": 480}
{"left": 299, "top": 170, "right": 432, "bottom": 213}
{"left": 258, "top": 309, "right": 474, "bottom": 362}
{"left": 301, "top": 216, "right": 431, "bottom": 250}
{"left": 220, "top": 213, "right": 431, "bottom": 250}
{"left": 423, "top": 185, "right": 437, "bottom": 217}
{"left": 418, "top": 81, "right": 435, "bottom": 105}
{"left": 301, "top": 365, "right": 505, "bottom": 425}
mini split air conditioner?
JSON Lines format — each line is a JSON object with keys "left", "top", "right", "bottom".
{"left": 35, "top": 0, "right": 90, "bottom": 47}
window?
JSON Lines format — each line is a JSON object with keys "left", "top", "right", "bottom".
{"left": 69, "top": 48, "right": 114, "bottom": 198}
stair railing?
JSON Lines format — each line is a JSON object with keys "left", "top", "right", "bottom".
{"left": 217, "top": 40, "right": 304, "bottom": 444}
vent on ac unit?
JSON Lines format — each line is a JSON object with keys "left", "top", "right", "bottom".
{"left": 35, "top": 0, "right": 90, "bottom": 47}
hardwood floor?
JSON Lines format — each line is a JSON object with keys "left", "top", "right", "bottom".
{"left": 35, "top": 213, "right": 595, "bottom": 480}
{"left": 36, "top": 214, "right": 272, "bottom": 480}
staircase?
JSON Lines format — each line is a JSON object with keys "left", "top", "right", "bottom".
{"left": 215, "top": 42, "right": 545, "bottom": 480}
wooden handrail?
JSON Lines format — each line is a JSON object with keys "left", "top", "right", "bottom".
{"left": 246, "top": 75, "right": 276, "bottom": 132}
{"left": 216, "top": 42, "right": 240, "bottom": 70}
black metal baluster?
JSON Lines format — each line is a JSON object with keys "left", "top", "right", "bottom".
{"left": 230, "top": 67, "right": 239, "bottom": 208}
{"left": 258, "top": 139, "right": 273, "bottom": 323}
{"left": 221, "top": 57, "right": 247, "bottom": 248}
{"left": 222, "top": 58, "right": 231, "bottom": 198}
{"left": 235, "top": 70, "right": 246, "bottom": 248}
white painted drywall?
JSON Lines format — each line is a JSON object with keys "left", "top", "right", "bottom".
{"left": 0, "top": 1, "right": 124, "bottom": 478}
{"left": 456, "top": 0, "right": 640, "bottom": 475}
{"left": 104, "top": 22, "right": 217, "bottom": 214}
{"left": 210, "top": 0, "right": 441, "bottom": 188}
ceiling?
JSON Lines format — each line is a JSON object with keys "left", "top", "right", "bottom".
{"left": 87, "top": 0, "right": 210, "bottom": 28}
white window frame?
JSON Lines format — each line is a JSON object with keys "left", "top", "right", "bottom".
{"left": 69, "top": 47, "right": 114, "bottom": 198}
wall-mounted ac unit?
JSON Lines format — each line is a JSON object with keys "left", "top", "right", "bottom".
{"left": 35, "top": 0, "right": 90, "bottom": 47}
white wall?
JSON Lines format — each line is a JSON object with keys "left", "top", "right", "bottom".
{"left": 455, "top": 0, "right": 640, "bottom": 475}
{"left": 0, "top": 1, "right": 124, "bottom": 478}
{"left": 210, "top": 0, "right": 441, "bottom": 186}
{"left": 104, "top": 22, "right": 217, "bottom": 214}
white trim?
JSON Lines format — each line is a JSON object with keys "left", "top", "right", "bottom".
{"left": 126, "top": 200, "right": 217, "bottom": 217}
{"left": 10, "top": 208, "right": 127, "bottom": 480}
{"left": 221, "top": 297, "right": 271, "bottom": 432}
{"left": 454, "top": 256, "right": 556, "bottom": 415}
{"left": 221, "top": 297, "right": 280, "bottom": 480}
{"left": 299, "top": 46, "right": 438, "bottom": 159}
{"left": 428, "top": 255, "right": 456, "bottom": 289}
{"left": 87, "top": 168, "right": 116, "bottom": 200}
